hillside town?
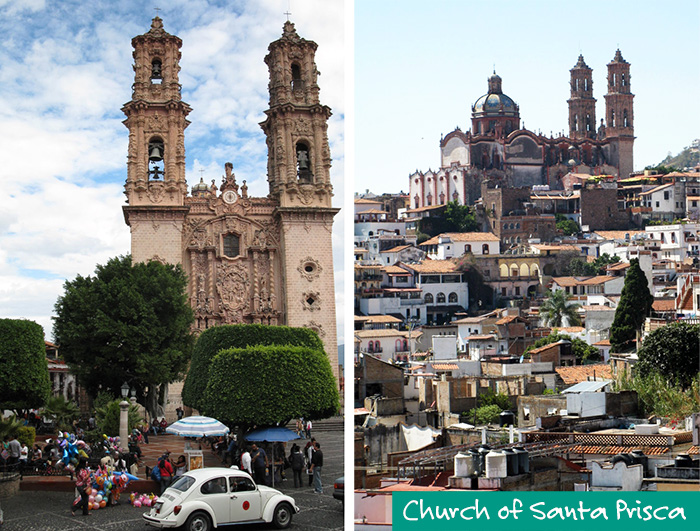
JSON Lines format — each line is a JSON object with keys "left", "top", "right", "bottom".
{"left": 353, "top": 51, "right": 700, "bottom": 523}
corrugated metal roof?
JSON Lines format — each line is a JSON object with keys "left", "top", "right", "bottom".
{"left": 562, "top": 380, "right": 612, "bottom": 394}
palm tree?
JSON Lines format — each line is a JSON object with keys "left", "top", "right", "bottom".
{"left": 539, "top": 289, "right": 581, "bottom": 327}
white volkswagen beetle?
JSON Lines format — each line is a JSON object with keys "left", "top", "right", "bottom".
{"left": 143, "top": 467, "right": 299, "bottom": 530}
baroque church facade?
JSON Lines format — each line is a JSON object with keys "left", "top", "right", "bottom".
{"left": 409, "top": 50, "right": 634, "bottom": 209}
{"left": 122, "top": 18, "right": 339, "bottom": 382}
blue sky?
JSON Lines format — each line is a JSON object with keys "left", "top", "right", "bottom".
{"left": 355, "top": 0, "right": 700, "bottom": 194}
{"left": 0, "top": 0, "right": 345, "bottom": 342}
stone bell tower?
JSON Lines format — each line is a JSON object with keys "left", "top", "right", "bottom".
{"left": 260, "top": 21, "right": 339, "bottom": 376}
{"left": 122, "top": 16, "right": 192, "bottom": 264}
{"left": 568, "top": 54, "right": 596, "bottom": 140}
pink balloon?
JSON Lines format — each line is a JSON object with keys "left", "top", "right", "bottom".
{"left": 92, "top": 502, "right": 100, "bottom": 510}
{"left": 88, "top": 495, "right": 95, "bottom": 504}
{"left": 133, "top": 500, "right": 142, "bottom": 507}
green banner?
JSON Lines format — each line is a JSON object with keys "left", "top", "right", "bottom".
{"left": 393, "top": 492, "right": 699, "bottom": 530}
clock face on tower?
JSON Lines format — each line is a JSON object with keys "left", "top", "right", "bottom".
{"left": 222, "top": 190, "right": 238, "bottom": 204}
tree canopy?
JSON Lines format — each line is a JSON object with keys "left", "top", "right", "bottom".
{"left": 609, "top": 258, "right": 653, "bottom": 351}
{"left": 201, "top": 344, "right": 339, "bottom": 430}
{"left": 182, "top": 324, "right": 324, "bottom": 413}
{"left": 555, "top": 214, "right": 579, "bottom": 236}
{"left": 53, "top": 255, "right": 194, "bottom": 418}
{"left": 538, "top": 290, "right": 581, "bottom": 327}
{"left": 525, "top": 331, "right": 599, "bottom": 363}
{"left": 418, "top": 201, "right": 479, "bottom": 237}
{"left": 636, "top": 321, "right": 700, "bottom": 389}
{"left": 564, "top": 253, "right": 621, "bottom": 276}
{"left": 0, "top": 319, "right": 51, "bottom": 411}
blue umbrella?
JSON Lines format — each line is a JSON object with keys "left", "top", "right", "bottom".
{"left": 245, "top": 427, "right": 301, "bottom": 487}
{"left": 245, "top": 426, "right": 300, "bottom": 442}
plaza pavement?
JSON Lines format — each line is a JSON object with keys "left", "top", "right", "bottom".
{"left": 1, "top": 420, "right": 344, "bottom": 530}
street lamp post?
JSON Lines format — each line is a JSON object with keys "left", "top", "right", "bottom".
{"left": 119, "top": 382, "right": 130, "bottom": 450}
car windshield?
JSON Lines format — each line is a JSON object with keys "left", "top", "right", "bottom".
{"left": 169, "top": 475, "right": 196, "bottom": 492}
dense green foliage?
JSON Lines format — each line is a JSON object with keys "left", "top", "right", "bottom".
{"left": 0, "top": 319, "right": 51, "bottom": 411}
{"left": 644, "top": 164, "right": 680, "bottom": 175}
{"left": 16, "top": 426, "right": 36, "bottom": 449}
{"left": 525, "top": 332, "right": 599, "bottom": 363}
{"left": 418, "top": 202, "right": 478, "bottom": 237}
{"left": 477, "top": 390, "right": 513, "bottom": 410}
{"left": 202, "top": 345, "right": 339, "bottom": 429}
{"left": 98, "top": 400, "right": 142, "bottom": 437}
{"left": 182, "top": 324, "right": 323, "bottom": 412}
{"left": 463, "top": 404, "right": 502, "bottom": 425}
{"left": 564, "top": 253, "right": 620, "bottom": 276}
{"left": 53, "top": 255, "right": 194, "bottom": 418}
{"left": 42, "top": 395, "right": 80, "bottom": 432}
{"left": 636, "top": 321, "right": 700, "bottom": 389}
{"left": 538, "top": 290, "right": 581, "bottom": 327}
{"left": 610, "top": 259, "right": 653, "bottom": 351}
{"left": 613, "top": 371, "right": 700, "bottom": 419}
{"left": 555, "top": 214, "right": 579, "bottom": 236}
{"left": 658, "top": 144, "right": 700, "bottom": 170}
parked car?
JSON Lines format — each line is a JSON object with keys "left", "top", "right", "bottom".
{"left": 333, "top": 476, "right": 344, "bottom": 504}
{"left": 143, "top": 467, "right": 299, "bottom": 530}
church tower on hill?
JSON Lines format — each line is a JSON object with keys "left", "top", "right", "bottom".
{"left": 122, "top": 18, "right": 339, "bottom": 394}
{"left": 568, "top": 54, "right": 596, "bottom": 140}
{"left": 604, "top": 49, "right": 635, "bottom": 180}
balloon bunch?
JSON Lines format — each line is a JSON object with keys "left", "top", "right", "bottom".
{"left": 129, "top": 492, "right": 157, "bottom": 508}
{"left": 82, "top": 467, "right": 136, "bottom": 509}
{"left": 55, "top": 432, "right": 89, "bottom": 471}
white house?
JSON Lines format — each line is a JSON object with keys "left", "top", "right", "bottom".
{"left": 420, "top": 232, "right": 500, "bottom": 260}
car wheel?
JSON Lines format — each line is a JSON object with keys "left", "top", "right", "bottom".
{"left": 272, "top": 502, "right": 293, "bottom": 529}
{"left": 185, "top": 511, "right": 212, "bottom": 531}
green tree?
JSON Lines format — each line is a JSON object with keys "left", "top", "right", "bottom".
{"left": 182, "top": 324, "right": 324, "bottom": 413}
{"left": 610, "top": 258, "right": 653, "bottom": 351}
{"left": 538, "top": 290, "right": 581, "bottom": 327}
{"left": 564, "top": 253, "right": 620, "bottom": 277}
{"left": 42, "top": 395, "right": 80, "bottom": 432}
{"left": 418, "top": 201, "right": 478, "bottom": 237}
{"left": 636, "top": 321, "right": 700, "bottom": 389}
{"left": 464, "top": 404, "right": 501, "bottom": 425}
{"left": 525, "top": 332, "right": 599, "bottom": 363}
{"left": 0, "top": 319, "right": 51, "bottom": 412}
{"left": 98, "top": 400, "right": 143, "bottom": 437}
{"left": 201, "top": 345, "right": 339, "bottom": 430}
{"left": 53, "top": 255, "right": 194, "bottom": 419}
{"left": 555, "top": 217, "right": 579, "bottom": 236}
{"left": 614, "top": 371, "right": 699, "bottom": 418}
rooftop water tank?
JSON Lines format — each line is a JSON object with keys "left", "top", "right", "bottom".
{"left": 485, "top": 450, "right": 507, "bottom": 479}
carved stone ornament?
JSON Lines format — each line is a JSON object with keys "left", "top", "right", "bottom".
{"left": 147, "top": 182, "right": 166, "bottom": 203}
{"left": 294, "top": 118, "right": 312, "bottom": 136}
{"left": 149, "top": 255, "right": 166, "bottom": 264}
{"left": 216, "top": 261, "right": 250, "bottom": 323}
{"left": 301, "top": 291, "right": 321, "bottom": 312}
{"left": 305, "top": 321, "right": 326, "bottom": 339}
{"left": 297, "top": 257, "right": 322, "bottom": 281}
{"left": 147, "top": 113, "right": 164, "bottom": 132}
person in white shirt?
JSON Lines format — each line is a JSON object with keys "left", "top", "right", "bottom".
{"left": 240, "top": 447, "right": 252, "bottom": 475}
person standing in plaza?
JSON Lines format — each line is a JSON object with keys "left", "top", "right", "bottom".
{"left": 305, "top": 438, "right": 316, "bottom": 486}
{"left": 310, "top": 441, "right": 323, "bottom": 494}
{"left": 289, "top": 444, "right": 304, "bottom": 488}
{"left": 158, "top": 452, "right": 174, "bottom": 495}
{"left": 71, "top": 458, "right": 91, "bottom": 516}
{"left": 305, "top": 419, "right": 312, "bottom": 439}
{"left": 6, "top": 435, "right": 21, "bottom": 468}
{"left": 250, "top": 444, "right": 268, "bottom": 485}
{"left": 240, "top": 446, "right": 252, "bottom": 475}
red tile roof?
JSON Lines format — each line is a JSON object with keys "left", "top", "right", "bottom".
{"left": 556, "top": 364, "right": 612, "bottom": 385}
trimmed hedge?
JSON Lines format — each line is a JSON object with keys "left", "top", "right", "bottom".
{"left": 182, "top": 324, "right": 324, "bottom": 411}
{"left": 202, "top": 345, "right": 339, "bottom": 428}
{"left": 0, "top": 319, "right": 51, "bottom": 410}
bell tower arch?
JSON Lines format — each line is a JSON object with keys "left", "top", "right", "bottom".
{"left": 122, "top": 17, "right": 192, "bottom": 264}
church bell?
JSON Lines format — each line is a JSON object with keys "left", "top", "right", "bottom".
{"left": 149, "top": 144, "right": 163, "bottom": 162}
